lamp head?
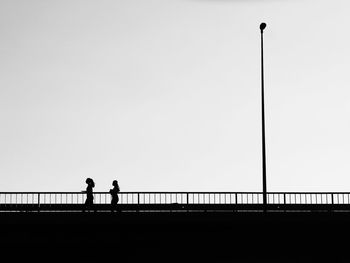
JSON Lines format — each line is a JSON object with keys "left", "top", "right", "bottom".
{"left": 260, "top": 23, "right": 267, "bottom": 32}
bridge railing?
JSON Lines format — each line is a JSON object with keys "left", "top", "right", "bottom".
{"left": 1, "top": 192, "right": 350, "bottom": 206}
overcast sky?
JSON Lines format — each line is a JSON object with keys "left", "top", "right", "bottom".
{"left": 1, "top": 0, "right": 350, "bottom": 192}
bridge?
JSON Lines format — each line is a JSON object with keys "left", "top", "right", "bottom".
{"left": 1, "top": 191, "right": 350, "bottom": 212}
{"left": 2, "top": 191, "right": 350, "bottom": 262}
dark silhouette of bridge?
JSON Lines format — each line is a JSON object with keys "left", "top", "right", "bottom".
{"left": 2, "top": 191, "right": 350, "bottom": 262}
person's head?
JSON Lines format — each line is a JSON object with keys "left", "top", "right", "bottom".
{"left": 112, "top": 180, "right": 118, "bottom": 187}
{"left": 86, "top": 178, "right": 95, "bottom": 188}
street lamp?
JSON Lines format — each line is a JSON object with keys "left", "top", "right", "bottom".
{"left": 260, "top": 22, "right": 267, "bottom": 211}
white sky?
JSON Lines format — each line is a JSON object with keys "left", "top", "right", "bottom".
{"left": 1, "top": 0, "right": 350, "bottom": 192}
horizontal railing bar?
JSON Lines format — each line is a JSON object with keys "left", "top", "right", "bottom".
{"left": 0, "top": 192, "right": 349, "bottom": 194}
{"left": 1, "top": 203, "right": 350, "bottom": 211}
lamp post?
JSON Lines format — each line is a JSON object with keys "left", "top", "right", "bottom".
{"left": 260, "top": 22, "right": 267, "bottom": 211}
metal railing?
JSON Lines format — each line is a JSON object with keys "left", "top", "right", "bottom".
{"left": 1, "top": 192, "right": 350, "bottom": 206}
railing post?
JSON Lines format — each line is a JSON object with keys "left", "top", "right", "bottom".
{"left": 331, "top": 193, "right": 334, "bottom": 205}
{"left": 37, "top": 193, "right": 40, "bottom": 212}
{"left": 137, "top": 193, "right": 140, "bottom": 212}
{"left": 186, "top": 193, "right": 189, "bottom": 212}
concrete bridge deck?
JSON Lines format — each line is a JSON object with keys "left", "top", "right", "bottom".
{"left": 2, "top": 191, "right": 350, "bottom": 262}
{"left": 1, "top": 211, "right": 349, "bottom": 262}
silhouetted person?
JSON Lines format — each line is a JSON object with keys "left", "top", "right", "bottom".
{"left": 82, "top": 178, "right": 95, "bottom": 212}
{"left": 109, "top": 180, "right": 120, "bottom": 212}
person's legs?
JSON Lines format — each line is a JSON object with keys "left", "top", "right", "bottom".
{"left": 111, "top": 198, "right": 117, "bottom": 212}
{"left": 85, "top": 198, "right": 94, "bottom": 212}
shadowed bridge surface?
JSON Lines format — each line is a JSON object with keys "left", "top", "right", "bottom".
{"left": 1, "top": 211, "right": 350, "bottom": 263}
{"left": 2, "top": 192, "right": 350, "bottom": 262}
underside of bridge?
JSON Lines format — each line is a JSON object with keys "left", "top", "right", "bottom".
{"left": 1, "top": 211, "right": 349, "bottom": 262}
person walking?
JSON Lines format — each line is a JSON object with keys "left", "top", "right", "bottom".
{"left": 109, "top": 180, "right": 120, "bottom": 212}
{"left": 82, "top": 178, "right": 95, "bottom": 212}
